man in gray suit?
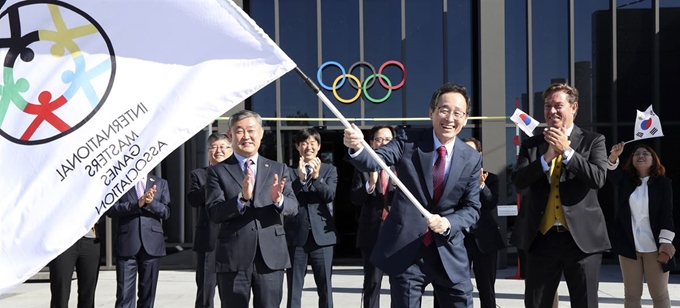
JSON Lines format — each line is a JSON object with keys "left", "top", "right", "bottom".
{"left": 344, "top": 83, "right": 482, "bottom": 308}
{"left": 284, "top": 127, "right": 338, "bottom": 308}
{"left": 187, "top": 133, "right": 232, "bottom": 308}
{"left": 107, "top": 172, "right": 170, "bottom": 308}
{"left": 205, "top": 109, "right": 298, "bottom": 308}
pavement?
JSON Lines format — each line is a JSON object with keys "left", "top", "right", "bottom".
{"left": 2, "top": 251, "right": 680, "bottom": 307}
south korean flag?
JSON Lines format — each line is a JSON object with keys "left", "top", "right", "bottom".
{"left": 634, "top": 105, "right": 664, "bottom": 141}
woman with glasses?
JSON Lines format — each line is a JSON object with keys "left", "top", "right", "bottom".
{"left": 608, "top": 142, "right": 675, "bottom": 308}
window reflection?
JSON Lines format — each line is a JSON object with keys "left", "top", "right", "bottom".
{"left": 531, "top": 0, "right": 568, "bottom": 118}
{"left": 248, "top": 0, "right": 277, "bottom": 117}
{"left": 505, "top": 0, "right": 528, "bottom": 121}
{"left": 320, "top": 0, "right": 361, "bottom": 125}
{"left": 279, "top": 1, "right": 319, "bottom": 126}
{"left": 404, "top": 1, "right": 444, "bottom": 125}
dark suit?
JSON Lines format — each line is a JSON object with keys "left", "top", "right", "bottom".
{"left": 107, "top": 175, "right": 171, "bottom": 308}
{"left": 48, "top": 226, "right": 101, "bottom": 308}
{"left": 349, "top": 169, "right": 396, "bottom": 308}
{"left": 347, "top": 129, "right": 481, "bottom": 308}
{"left": 512, "top": 125, "right": 610, "bottom": 308}
{"left": 607, "top": 169, "right": 675, "bottom": 263}
{"left": 284, "top": 163, "right": 338, "bottom": 308}
{"left": 463, "top": 172, "right": 505, "bottom": 308}
{"left": 187, "top": 167, "right": 221, "bottom": 308}
{"left": 205, "top": 155, "right": 298, "bottom": 308}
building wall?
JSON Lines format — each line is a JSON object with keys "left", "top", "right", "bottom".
{"left": 148, "top": 1, "right": 680, "bottom": 264}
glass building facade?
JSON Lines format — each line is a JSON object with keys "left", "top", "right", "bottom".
{"left": 97, "top": 0, "right": 680, "bottom": 267}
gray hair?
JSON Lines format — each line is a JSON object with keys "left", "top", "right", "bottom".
{"left": 228, "top": 109, "right": 262, "bottom": 129}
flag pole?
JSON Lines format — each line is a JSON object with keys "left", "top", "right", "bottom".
{"left": 293, "top": 67, "right": 432, "bottom": 219}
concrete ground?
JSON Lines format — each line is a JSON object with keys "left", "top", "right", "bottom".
{"left": 2, "top": 251, "right": 680, "bottom": 307}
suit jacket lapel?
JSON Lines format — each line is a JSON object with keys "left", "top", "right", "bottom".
{"left": 146, "top": 175, "right": 155, "bottom": 191}
{"left": 223, "top": 156, "right": 245, "bottom": 189}
{"left": 569, "top": 125, "right": 584, "bottom": 151}
{"left": 416, "top": 130, "right": 435, "bottom": 202}
{"left": 561, "top": 125, "right": 583, "bottom": 181}
{"left": 539, "top": 138, "right": 549, "bottom": 158}
{"left": 126, "top": 178, "right": 139, "bottom": 201}
{"left": 254, "top": 157, "right": 271, "bottom": 199}
{"left": 440, "top": 138, "right": 467, "bottom": 204}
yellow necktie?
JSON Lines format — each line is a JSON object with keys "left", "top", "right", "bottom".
{"left": 539, "top": 155, "right": 569, "bottom": 234}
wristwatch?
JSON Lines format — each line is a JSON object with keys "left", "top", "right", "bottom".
{"left": 238, "top": 192, "right": 250, "bottom": 204}
{"left": 563, "top": 147, "right": 574, "bottom": 157}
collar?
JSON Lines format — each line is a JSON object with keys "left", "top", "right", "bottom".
{"left": 565, "top": 124, "right": 574, "bottom": 137}
{"left": 233, "top": 152, "right": 259, "bottom": 167}
{"left": 432, "top": 130, "right": 455, "bottom": 158}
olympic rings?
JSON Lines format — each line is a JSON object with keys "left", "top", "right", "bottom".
{"left": 316, "top": 60, "right": 406, "bottom": 104}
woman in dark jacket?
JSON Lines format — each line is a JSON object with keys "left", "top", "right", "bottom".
{"left": 608, "top": 142, "right": 675, "bottom": 308}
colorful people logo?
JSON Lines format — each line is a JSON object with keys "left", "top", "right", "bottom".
{"left": 0, "top": 1, "right": 115, "bottom": 145}
{"left": 316, "top": 60, "right": 406, "bottom": 104}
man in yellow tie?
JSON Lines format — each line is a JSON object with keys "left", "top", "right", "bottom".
{"left": 512, "top": 83, "right": 610, "bottom": 308}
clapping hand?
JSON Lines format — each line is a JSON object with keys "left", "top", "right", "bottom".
{"left": 543, "top": 127, "right": 570, "bottom": 161}
{"left": 308, "top": 157, "right": 321, "bottom": 180}
{"left": 479, "top": 168, "right": 488, "bottom": 186}
{"left": 138, "top": 185, "right": 157, "bottom": 207}
{"left": 242, "top": 167, "right": 255, "bottom": 201}
{"left": 270, "top": 174, "right": 286, "bottom": 203}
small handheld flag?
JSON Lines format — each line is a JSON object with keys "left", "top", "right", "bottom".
{"left": 633, "top": 105, "right": 664, "bottom": 141}
{"left": 510, "top": 109, "right": 540, "bottom": 137}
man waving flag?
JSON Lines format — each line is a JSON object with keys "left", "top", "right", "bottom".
{"left": 0, "top": 0, "right": 294, "bottom": 294}
{"left": 634, "top": 104, "right": 664, "bottom": 141}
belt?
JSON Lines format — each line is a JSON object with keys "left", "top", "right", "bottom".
{"left": 549, "top": 225, "right": 568, "bottom": 233}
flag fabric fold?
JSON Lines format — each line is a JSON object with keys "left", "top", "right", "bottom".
{"left": 510, "top": 108, "right": 540, "bottom": 137}
{"left": 0, "top": 0, "right": 295, "bottom": 294}
{"left": 634, "top": 105, "right": 664, "bottom": 141}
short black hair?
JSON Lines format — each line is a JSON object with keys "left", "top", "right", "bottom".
{"left": 294, "top": 127, "right": 321, "bottom": 144}
{"left": 461, "top": 137, "right": 481, "bottom": 152}
{"left": 428, "top": 83, "right": 471, "bottom": 115}
{"left": 369, "top": 125, "right": 396, "bottom": 140}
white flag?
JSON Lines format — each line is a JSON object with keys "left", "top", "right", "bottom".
{"left": 0, "top": 0, "right": 295, "bottom": 294}
{"left": 510, "top": 108, "right": 540, "bottom": 137}
{"left": 634, "top": 105, "right": 664, "bottom": 141}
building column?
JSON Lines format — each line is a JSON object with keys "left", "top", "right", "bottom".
{"left": 478, "top": 0, "right": 508, "bottom": 267}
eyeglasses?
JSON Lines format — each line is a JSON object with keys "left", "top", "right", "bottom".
{"left": 372, "top": 137, "right": 393, "bottom": 143}
{"left": 437, "top": 106, "right": 467, "bottom": 119}
{"left": 208, "top": 145, "right": 231, "bottom": 151}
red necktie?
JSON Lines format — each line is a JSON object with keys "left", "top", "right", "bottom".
{"left": 380, "top": 169, "right": 389, "bottom": 220}
{"left": 424, "top": 145, "right": 447, "bottom": 247}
